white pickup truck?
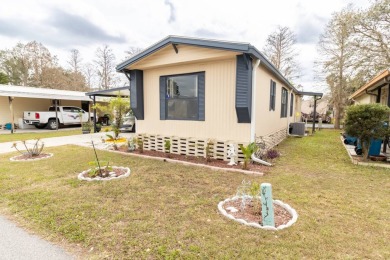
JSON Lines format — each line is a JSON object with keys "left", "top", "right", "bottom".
{"left": 23, "top": 106, "right": 93, "bottom": 130}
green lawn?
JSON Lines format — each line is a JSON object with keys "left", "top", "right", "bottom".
{"left": 0, "top": 129, "right": 82, "bottom": 143}
{"left": 0, "top": 130, "right": 389, "bottom": 259}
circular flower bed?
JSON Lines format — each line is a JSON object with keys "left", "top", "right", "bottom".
{"left": 78, "top": 166, "right": 130, "bottom": 181}
{"left": 10, "top": 153, "right": 54, "bottom": 162}
{"left": 218, "top": 196, "right": 298, "bottom": 230}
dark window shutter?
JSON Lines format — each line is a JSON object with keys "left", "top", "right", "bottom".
{"left": 159, "top": 76, "right": 166, "bottom": 120}
{"left": 273, "top": 82, "right": 276, "bottom": 111}
{"left": 129, "top": 70, "right": 144, "bottom": 120}
{"left": 235, "top": 54, "right": 252, "bottom": 123}
{"left": 198, "top": 72, "right": 205, "bottom": 121}
{"left": 290, "top": 93, "right": 294, "bottom": 117}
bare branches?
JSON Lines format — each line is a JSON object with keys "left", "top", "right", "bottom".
{"left": 263, "top": 26, "right": 300, "bottom": 81}
{"left": 95, "top": 45, "right": 117, "bottom": 90}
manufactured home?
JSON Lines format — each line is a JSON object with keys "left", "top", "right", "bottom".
{"left": 349, "top": 69, "right": 390, "bottom": 106}
{"left": 90, "top": 36, "right": 318, "bottom": 160}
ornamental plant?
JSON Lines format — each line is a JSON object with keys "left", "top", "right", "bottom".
{"left": 12, "top": 139, "right": 45, "bottom": 157}
{"left": 93, "top": 95, "right": 130, "bottom": 139}
{"left": 344, "top": 103, "right": 390, "bottom": 160}
{"left": 239, "top": 142, "right": 258, "bottom": 170}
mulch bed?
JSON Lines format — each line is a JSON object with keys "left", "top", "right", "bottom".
{"left": 11, "top": 153, "right": 52, "bottom": 161}
{"left": 223, "top": 198, "right": 292, "bottom": 227}
{"left": 116, "top": 147, "right": 269, "bottom": 173}
{"left": 79, "top": 167, "right": 127, "bottom": 179}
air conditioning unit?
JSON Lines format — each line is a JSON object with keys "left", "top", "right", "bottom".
{"left": 290, "top": 122, "right": 305, "bottom": 136}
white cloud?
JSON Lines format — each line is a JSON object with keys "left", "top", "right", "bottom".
{"left": 0, "top": 0, "right": 372, "bottom": 90}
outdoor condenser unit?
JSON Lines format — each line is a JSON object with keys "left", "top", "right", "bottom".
{"left": 290, "top": 122, "right": 306, "bottom": 136}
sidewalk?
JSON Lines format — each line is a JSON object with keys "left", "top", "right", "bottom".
{"left": 0, "top": 216, "right": 73, "bottom": 260}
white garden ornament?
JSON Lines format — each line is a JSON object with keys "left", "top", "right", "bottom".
{"left": 227, "top": 143, "right": 237, "bottom": 166}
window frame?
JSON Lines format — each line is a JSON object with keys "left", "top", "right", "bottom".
{"left": 269, "top": 80, "right": 276, "bottom": 111}
{"left": 161, "top": 71, "right": 205, "bottom": 121}
{"left": 281, "top": 87, "right": 288, "bottom": 118}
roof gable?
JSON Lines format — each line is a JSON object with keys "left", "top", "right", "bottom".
{"left": 116, "top": 35, "right": 299, "bottom": 93}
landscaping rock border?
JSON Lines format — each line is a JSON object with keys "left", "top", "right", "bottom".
{"left": 218, "top": 196, "right": 298, "bottom": 230}
{"left": 9, "top": 153, "right": 54, "bottom": 162}
{"left": 78, "top": 166, "right": 131, "bottom": 181}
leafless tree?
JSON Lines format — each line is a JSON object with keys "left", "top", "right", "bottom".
{"left": 263, "top": 26, "right": 300, "bottom": 81}
{"left": 124, "top": 47, "right": 143, "bottom": 60}
{"left": 352, "top": 0, "right": 390, "bottom": 73}
{"left": 317, "top": 7, "right": 356, "bottom": 129}
{"left": 68, "top": 49, "right": 82, "bottom": 74}
{"left": 66, "top": 49, "right": 87, "bottom": 91}
{"left": 83, "top": 63, "right": 96, "bottom": 91}
{"left": 95, "top": 45, "right": 117, "bottom": 90}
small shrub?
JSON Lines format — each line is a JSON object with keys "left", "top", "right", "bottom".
{"left": 164, "top": 140, "right": 171, "bottom": 153}
{"left": 239, "top": 142, "right": 258, "bottom": 170}
{"left": 12, "top": 139, "right": 45, "bottom": 157}
{"left": 236, "top": 180, "right": 261, "bottom": 212}
{"left": 266, "top": 149, "right": 280, "bottom": 160}
{"left": 205, "top": 140, "right": 214, "bottom": 162}
{"left": 137, "top": 138, "right": 144, "bottom": 153}
{"left": 88, "top": 160, "right": 112, "bottom": 178}
{"left": 88, "top": 140, "right": 112, "bottom": 177}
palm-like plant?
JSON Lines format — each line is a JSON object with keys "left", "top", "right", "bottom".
{"left": 239, "top": 142, "right": 258, "bottom": 170}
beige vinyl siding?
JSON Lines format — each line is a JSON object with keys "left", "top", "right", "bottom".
{"left": 136, "top": 58, "right": 250, "bottom": 142}
{"left": 130, "top": 45, "right": 241, "bottom": 70}
{"left": 254, "top": 66, "right": 291, "bottom": 137}
{"left": 354, "top": 94, "right": 374, "bottom": 104}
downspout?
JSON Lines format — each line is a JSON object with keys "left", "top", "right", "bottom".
{"left": 250, "top": 59, "right": 260, "bottom": 142}
{"left": 249, "top": 59, "right": 272, "bottom": 166}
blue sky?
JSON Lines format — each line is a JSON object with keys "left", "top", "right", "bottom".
{"left": 0, "top": 0, "right": 371, "bottom": 91}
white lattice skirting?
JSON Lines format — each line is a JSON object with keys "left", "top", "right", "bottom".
{"left": 136, "top": 128, "right": 288, "bottom": 162}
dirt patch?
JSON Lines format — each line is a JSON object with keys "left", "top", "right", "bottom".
{"left": 223, "top": 198, "right": 292, "bottom": 227}
{"left": 79, "top": 167, "right": 127, "bottom": 179}
{"left": 10, "top": 153, "right": 53, "bottom": 161}
{"left": 116, "top": 148, "right": 269, "bottom": 173}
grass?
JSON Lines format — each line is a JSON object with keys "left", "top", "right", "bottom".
{"left": 0, "top": 130, "right": 389, "bottom": 259}
{"left": 0, "top": 129, "right": 82, "bottom": 143}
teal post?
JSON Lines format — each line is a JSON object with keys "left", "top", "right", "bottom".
{"left": 261, "top": 183, "right": 275, "bottom": 227}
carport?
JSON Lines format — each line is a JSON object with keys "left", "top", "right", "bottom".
{"left": 86, "top": 86, "right": 130, "bottom": 133}
{"left": 0, "top": 84, "right": 98, "bottom": 133}
{"left": 298, "top": 91, "right": 323, "bottom": 133}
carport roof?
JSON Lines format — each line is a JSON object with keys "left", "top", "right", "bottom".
{"left": 85, "top": 86, "right": 130, "bottom": 97}
{"left": 0, "top": 84, "right": 95, "bottom": 101}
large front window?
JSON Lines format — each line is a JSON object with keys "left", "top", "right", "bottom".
{"left": 166, "top": 74, "right": 199, "bottom": 120}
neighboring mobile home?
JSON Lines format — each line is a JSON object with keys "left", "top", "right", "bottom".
{"left": 349, "top": 69, "right": 390, "bottom": 106}
{"left": 112, "top": 36, "right": 308, "bottom": 159}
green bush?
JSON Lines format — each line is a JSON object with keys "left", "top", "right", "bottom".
{"left": 344, "top": 103, "right": 390, "bottom": 160}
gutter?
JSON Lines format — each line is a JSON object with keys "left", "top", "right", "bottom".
{"left": 250, "top": 59, "right": 261, "bottom": 142}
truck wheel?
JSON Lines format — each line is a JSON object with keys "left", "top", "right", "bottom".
{"left": 48, "top": 119, "right": 58, "bottom": 130}
{"left": 35, "top": 124, "right": 47, "bottom": 129}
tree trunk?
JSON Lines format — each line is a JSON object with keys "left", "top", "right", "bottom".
{"left": 334, "top": 106, "right": 341, "bottom": 129}
{"left": 362, "top": 139, "right": 370, "bottom": 161}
